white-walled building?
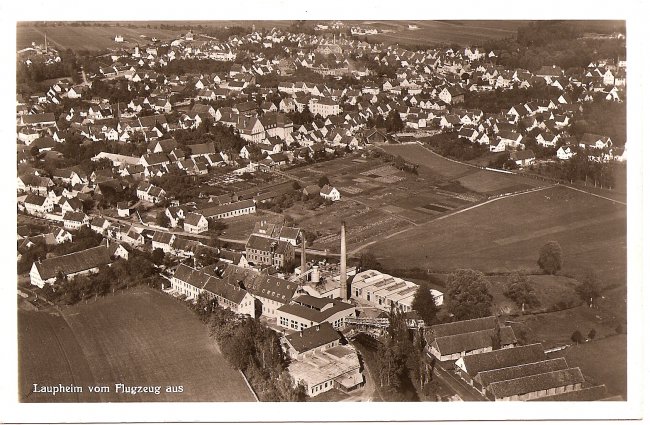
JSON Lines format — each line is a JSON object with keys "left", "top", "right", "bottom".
{"left": 351, "top": 269, "right": 443, "bottom": 313}
{"left": 276, "top": 294, "right": 355, "bottom": 331}
{"left": 282, "top": 323, "right": 364, "bottom": 397}
{"left": 29, "top": 245, "right": 112, "bottom": 288}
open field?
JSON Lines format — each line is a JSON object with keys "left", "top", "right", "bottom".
{"left": 370, "top": 185, "right": 627, "bottom": 287}
{"left": 381, "top": 143, "right": 473, "bottom": 180}
{"left": 363, "top": 20, "right": 526, "bottom": 46}
{"left": 548, "top": 334, "right": 627, "bottom": 399}
{"left": 488, "top": 274, "right": 582, "bottom": 315}
{"left": 19, "top": 310, "right": 100, "bottom": 402}
{"left": 17, "top": 25, "right": 179, "bottom": 51}
{"left": 18, "top": 287, "right": 255, "bottom": 402}
{"left": 515, "top": 305, "right": 622, "bottom": 348}
{"left": 380, "top": 143, "right": 545, "bottom": 194}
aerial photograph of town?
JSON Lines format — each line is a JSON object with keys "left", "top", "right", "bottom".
{"left": 14, "top": 18, "right": 630, "bottom": 409}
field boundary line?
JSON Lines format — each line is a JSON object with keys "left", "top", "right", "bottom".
{"left": 413, "top": 140, "right": 483, "bottom": 171}
{"left": 561, "top": 184, "right": 627, "bottom": 206}
{"left": 239, "top": 370, "right": 260, "bottom": 402}
{"left": 349, "top": 184, "right": 555, "bottom": 255}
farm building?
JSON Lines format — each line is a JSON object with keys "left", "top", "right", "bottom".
{"left": 474, "top": 358, "right": 569, "bottom": 396}
{"left": 455, "top": 343, "right": 546, "bottom": 386}
{"left": 424, "top": 316, "right": 517, "bottom": 363}
{"left": 116, "top": 202, "right": 132, "bottom": 218}
{"left": 136, "top": 182, "right": 166, "bottom": 204}
{"left": 488, "top": 367, "right": 585, "bottom": 401}
{"left": 29, "top": 245, "right": 113, "bottom": 288}
{"left": 151, "top": 231, "right": 176, "bottom": 253}
{"left": 23, "top": 193, "right": 54, "bottom": 216}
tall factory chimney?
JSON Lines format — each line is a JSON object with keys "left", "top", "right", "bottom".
{"left": 340, "top": 221, "right": 347, "bottom": 300}
{"left": 301, "top": 231, "right": 307, "bottom": 281}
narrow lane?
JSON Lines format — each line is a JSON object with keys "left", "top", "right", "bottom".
{"left": 433, "top": 364, "right": 488, "bottom": 402}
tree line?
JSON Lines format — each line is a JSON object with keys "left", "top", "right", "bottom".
{"left": 191, "top": 293, "right": 306, "bottom": 401}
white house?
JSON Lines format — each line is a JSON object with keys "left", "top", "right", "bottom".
{"left": 63, "top": 211, "right": 90, "bottom": 230}
{"left": 319, "top": 185, "right": 340, "bottom": 202}
{"left": 23, "top": 194, "right": 54, "bottom": 216}
{"left": 184, "top": 213, "right": 209, "bottom": 234}
{"left": 557, "top": 146, "right": 576, "bottom": 160}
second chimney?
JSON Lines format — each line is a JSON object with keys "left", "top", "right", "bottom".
{"left": 301, "top": 230, "right": 306, "bottom": 281}
{"left": 340, "top": 221, "right": 347, "bottom": 300}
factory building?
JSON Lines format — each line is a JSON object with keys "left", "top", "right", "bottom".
{"left": 276, "top": 294, "right": 355, "bottom": 331}
{"left": 281, "top": 323, "right": 364, "bottom": 397}
{"left": 350, "top": 269, "right": 444, "bottom": 313}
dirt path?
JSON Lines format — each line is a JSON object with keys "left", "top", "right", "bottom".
{"left": 561, "top": 184, "right": 627, "bottom": 206}
{"left": 349, "top": 184, "right": 555, "bottom": 255}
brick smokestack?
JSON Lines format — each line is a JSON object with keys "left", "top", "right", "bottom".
{"left": 301, "top": 230, "right": 307, "bottom": 281}
{"left": 340, "top": 221, "right": 347, "bottom": 300}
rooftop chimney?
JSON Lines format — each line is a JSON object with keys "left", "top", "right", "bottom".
{"left": 340, "top": 221, "right": 347, "bottom": 300}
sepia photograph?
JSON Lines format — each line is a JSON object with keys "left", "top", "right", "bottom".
{"left": 3, "top": 1, "right": 646, "bottom": 423}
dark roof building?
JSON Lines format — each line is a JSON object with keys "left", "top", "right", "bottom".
{"left": 487, "top": 367, "right": 585, "bottom": 401}
{"left": 532, "top": 384, "right": 610, "bottom": 401}
{"left": 30, "top": 245, "right": 112, "bottom": 287}
{"left": 458, "top": 343, "right": 546, "bottom": 379}
{"left": 283, "top": 322, "right": 340, "bottom": 354}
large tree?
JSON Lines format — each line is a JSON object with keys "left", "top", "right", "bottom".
{"left": 503, "top": 271, "right": 540, "bottom": 312}
{"left": 446, "top": 269, "right": 494, "bottom": 320}
{"left": 411, "top": 284, "right": 439, "bottom": 325}
{"left": 537, "top": 241, "right": 563, "bottom": 275}
{"left": 576, "top": 269, "right": 603, "bottom": 308}
{"left": 357, "top": 251, "right": 381, "bottom": 272}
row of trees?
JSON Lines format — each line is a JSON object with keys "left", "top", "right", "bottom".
{"left": 428, "top": 134, "right": 489, "bottom": 162}
{"left": 192, "top": 294, "right": 306, "bottom": 401}
{"left": 367, "top": 149, "right": 418, "bottom": 175}
{"left": 557, "top": 150, "right": 616, "bottom": 189}
{"left": 373, "top": 309, "right": 436, "bottom": 400}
